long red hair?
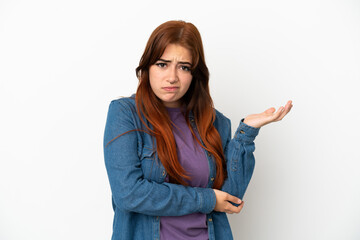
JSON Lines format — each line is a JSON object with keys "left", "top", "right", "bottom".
{"left": 135, "top": 20, "right": 227, "bottom": 189}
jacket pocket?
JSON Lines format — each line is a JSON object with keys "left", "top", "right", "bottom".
{"left": 140, "top": 146, "right": 157, "bottom": 181}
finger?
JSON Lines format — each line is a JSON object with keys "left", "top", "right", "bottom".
{"left": 264, "top": 107, "right": 276, "bottom": 114}
{"left": 266, "top": 100, "right": 293, "bottom": 122}
{"left": 226, "top": 202, "right": 243, "bottom": 214}
{"left": 274, "top": 101, "right": 293, "bottom": 120}
{"left": 226, "top": 201, "right": 244, "bottom": 214}
{"left": 282, "top": 100, "right": 292, "bottom": 114}
{"left": 238, "top": 201, "right": 244, "bottom": 211}
{"left": 284, "top": 100, "right": 293, "bottom": 112}
{"left": 277, "top": 101, "right": 293, "bottom": 120}
{"left": 225, "top": 194, "right": 242, "bottom": 205}
{"left": 269, "top": 106, "right": 285, "bottom": 121}
{"left": 233, "top": 201, "right": 244, "bottom": 214}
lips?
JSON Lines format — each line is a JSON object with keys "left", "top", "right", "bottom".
{"left": 163, "top": 87, "right": 179, "bottom": 91}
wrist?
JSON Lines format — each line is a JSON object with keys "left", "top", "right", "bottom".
{"left": 242, "top": 118, "right": 261, "bottom": 129}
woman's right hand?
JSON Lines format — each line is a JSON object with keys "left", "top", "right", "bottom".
{"left": 213, "top": 189, "right": 244, "bottom": 214}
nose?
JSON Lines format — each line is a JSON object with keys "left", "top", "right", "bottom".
{"left": 167, "top": 65, "right": 178, "bottom": 84}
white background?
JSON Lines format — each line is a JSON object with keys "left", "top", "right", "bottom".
{"left": 1, "top": 0, "right": 359, "bottom": 239}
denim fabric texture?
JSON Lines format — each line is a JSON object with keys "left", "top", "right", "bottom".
{"left": 103, "top": 94, "right": 260, "bottom": 240}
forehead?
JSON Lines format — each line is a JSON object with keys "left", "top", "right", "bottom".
{"left": 160, "top": 44, "right": 192, "bottom": 62}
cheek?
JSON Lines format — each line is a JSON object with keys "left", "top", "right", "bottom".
{"left": 184, "top": 76, "right": 193, "bottom": 90}
{"left": 149, "top": 68, "right": 160, "bottom": 89}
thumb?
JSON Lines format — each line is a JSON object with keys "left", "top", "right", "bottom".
{"left": 264, "top": 107, "right": 276, "bottom": 114}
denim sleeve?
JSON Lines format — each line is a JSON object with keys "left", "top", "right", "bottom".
{"left": 103, "top": 100, "right": 216, "bottom": 216}
{"left": 221, "top": 118, "right": 260, "bottom": 200}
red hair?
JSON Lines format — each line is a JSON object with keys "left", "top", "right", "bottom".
{"left": 135, "top": 20, "right": 227, "bottom": 189}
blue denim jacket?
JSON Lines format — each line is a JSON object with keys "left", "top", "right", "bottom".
{"left": 103, "top": 95, "right": 260, "bottom": 240}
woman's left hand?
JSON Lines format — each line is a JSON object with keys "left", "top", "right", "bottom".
{"left": 243, "top": 100, "right": 293, "bottom": 128}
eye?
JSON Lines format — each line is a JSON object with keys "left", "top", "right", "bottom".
{"left": 180, "top": 65, "right": 191, "bottom": 72}
{"left": 155, "top": 62, "right": 167, "bottom": 68}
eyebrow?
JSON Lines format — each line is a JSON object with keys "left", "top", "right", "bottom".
{"left": 158, "top": 58, "right": 192, "bottom": 66}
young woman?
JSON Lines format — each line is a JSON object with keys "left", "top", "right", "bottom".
{"left": 103, "top": 20, "right": 292, "bottom": 240}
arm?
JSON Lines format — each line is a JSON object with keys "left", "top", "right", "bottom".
{"left": 220, "top": 100, "right": 293, "bottom": 199}
{"left": 221, "top": 118, "right": 260, "bottom": 199}
{"left": 103, "top": 99, "right": 216, "bottom": 216}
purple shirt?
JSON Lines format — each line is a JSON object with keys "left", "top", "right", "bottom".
{"left": 160, "top": 107, "right": 210, "bottom": 240}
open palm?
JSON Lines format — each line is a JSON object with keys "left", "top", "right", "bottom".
{"left": 243, "top": 100, "right": 293, "bottom": 128}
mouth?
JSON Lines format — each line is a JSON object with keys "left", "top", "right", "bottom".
{"left": 163, "top": 87, "right": 179, "bottom": 92}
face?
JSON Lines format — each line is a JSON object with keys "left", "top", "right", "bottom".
{"left": 149, "top": 44, "right": 193, "bottom": 108}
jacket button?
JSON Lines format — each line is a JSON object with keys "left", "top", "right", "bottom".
{"left": 190, "top": 118, "right": 195, "bottom": 122}
{"left": 162, "top": 170, "right": 166, "bottom": 176}
{"left": 240, "top": 130, "right": 245, "bottom": 134}
{"left": 210, "top": 177, "right": 214, "bottom": 181}
{"left": 209, "top": 218, "right": 212, "bottom": 222}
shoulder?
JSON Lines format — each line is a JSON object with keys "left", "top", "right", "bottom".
{"left": 213, "top": 108, "right": 232, "bottom": 147}
{"left": 108, "top": 94, "right": 137, "bottom": 113}
{"left": 105, "top": 94, "right": 140, "bottom": 126}
{"left": 214, "top": 108, "right": 231, "bottom": 128}
{"left": 213, "top": 108, "right": 232, "bottom": 141}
